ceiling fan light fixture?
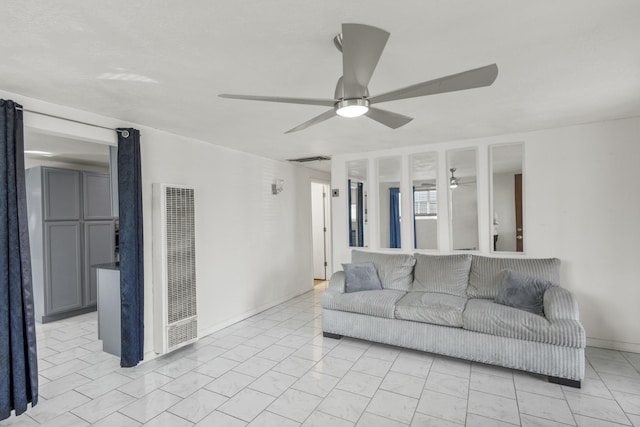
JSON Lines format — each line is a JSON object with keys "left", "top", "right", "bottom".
{"left": 335, "top": 99, "right": 370, "bottom": 118}
{"left": 449, "top": 168, "right": 459, "bottom": 189}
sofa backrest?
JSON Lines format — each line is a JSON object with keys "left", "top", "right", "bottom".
{"left": 467, "top": 255, "right": 561, "bottom": 299}
{"left": 351, "top": 250, "right": 415, "bottom": 291}
{"left": 412, "top": 253, "right": 472, "bottom": 297}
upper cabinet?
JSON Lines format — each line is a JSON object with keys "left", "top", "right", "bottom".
{"left": 43, "top": 168, "right": 81, "bottom": 221}
{"left": 41, "top": 168, "right": 112, "bottom": 221}
{"left": 490, "top": 143, "right": 524, "bottom": 253}
{"left": 83, "top": 172, "right": 113, "bottom": 220}
{"left": 447, "top": 148, "right": 479, "bottom": 251}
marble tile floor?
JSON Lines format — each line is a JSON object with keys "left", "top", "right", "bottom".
{"left": 3, "top": 286, "right": 640, "bottom": 426}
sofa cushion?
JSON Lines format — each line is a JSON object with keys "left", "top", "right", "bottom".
{"left": 463, "top": 298, "right": 585, "bottom": 347}
{"left": 467, "top": 255, "right": 560, "bottom": 299}
{"left": 321, "top": 289, "right": 406, "bottom": 319}
{"left": 352, "top": 250, "right": 416, "bottom": 292}
{"left": 342, "top": 262, "right": 382, "bottom": 293}
{"left": 412, "top": 254, "right": 472, "bottom": 297}
{"left": 494, "top": 270, "right": 554, "bottom": 316}
{"left": 395, "top": 292, "right": 467, "bottom": 327}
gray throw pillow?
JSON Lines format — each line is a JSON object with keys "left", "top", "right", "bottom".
{"left": 342, "top": 262, "right": 383, "bottom": 293}
{"left": 494, "top": 269, "right": 554, "bottom": 316}
{"left": 351, "top": 250, "right": 415, "bottom": 291}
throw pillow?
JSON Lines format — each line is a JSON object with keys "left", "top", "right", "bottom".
{"left": 351, "top": 250, "right": 416, "bottom": 291}
{"left": 494, "top": 269, "right": 554, "bottom": 316}
{"left": 468, "top": 255, "right": 560, "bottom": 299}
{"left": 342, "top": 262, "right": 383, "bottom": 293}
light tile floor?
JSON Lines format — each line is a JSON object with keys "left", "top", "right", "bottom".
{"left": 4, "top": 286, "right": 640, "bottom": 426}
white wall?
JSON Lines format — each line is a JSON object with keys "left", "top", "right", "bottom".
{"left": 451, "top": 182, "right": 479, "bottom": 250}
{"left": 331, "top": 116, "right": 640, "bottom": 353}
{"left": 415, "top": 217, "right": 437, "bottom": 250}
{"left": 2, "top": 89, "right": 329, "bottom": 360}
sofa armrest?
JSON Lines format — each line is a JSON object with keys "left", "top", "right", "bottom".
{"left": 544, "top": 286, "right": 580, "bottom": 322}
{"left": 328, "top": 271, "right": 346, "bottom": 293}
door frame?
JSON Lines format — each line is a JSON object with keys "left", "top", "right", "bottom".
{"left": 310, "top": 179, "right": 332, "bottom": 281}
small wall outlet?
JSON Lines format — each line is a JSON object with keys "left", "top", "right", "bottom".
{"left": 332, "top": 189, "right": 339, "bottom": 197}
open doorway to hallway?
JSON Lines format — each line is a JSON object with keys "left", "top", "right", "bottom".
{"left": 311, "top": 181, "right": 331, "bottom": 282}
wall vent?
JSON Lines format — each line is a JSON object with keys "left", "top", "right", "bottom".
{"left": 152, "top": 184, "right": 197, "bottom": 354}
{"left": 288, "top": 155, "right": 331, "bottom": 163}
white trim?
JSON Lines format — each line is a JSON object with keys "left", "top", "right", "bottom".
{"left": 143, "top": 287, "right": 312, "bottom": 363}
{"left": 586, "top": 337, "right": 640, "bottom": 354}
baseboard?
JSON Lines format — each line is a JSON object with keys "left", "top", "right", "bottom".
{"left": 587, "top": 337, "right": 640, "bottom": 354}
{"left": 197, "top": 287, "right": 313, "bottom": 341}
{"left": 41, "top": 305, "right": 97, "bottom": 323}
{"left": 139, "top": 287, "right": 313, "bottom": 365}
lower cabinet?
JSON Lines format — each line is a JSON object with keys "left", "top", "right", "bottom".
{"left": 84, "top": 221, "right": 115, "bottom": 306}
{"left": 45, "top": 222, "right": 83, "bottom": 315}
{"left": 39, "top": 220, "right": 114, "bottom": 322}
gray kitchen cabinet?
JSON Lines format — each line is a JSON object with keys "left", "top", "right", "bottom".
{"left": 45, "top": 222, "right": 83, "bottom": 314}
{"left": 26, "top": 166, "right": 114, "bottom": 322}
{"left": 84, "top": 221, "right": 115, "bottom": 306}
{"left": 83, "top": 172, "right": 113, "bottom": 220}
{"left": 43, "top": 168, "right": 81, "bottom": 220}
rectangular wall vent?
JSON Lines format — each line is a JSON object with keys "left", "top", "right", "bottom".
{"left": 153, "top": 184, "right": 197, "bottom": 355}
{"left": 288, "top": 156, "right": 331, "bottom": 163}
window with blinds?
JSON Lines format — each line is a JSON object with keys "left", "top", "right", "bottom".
{"left": 414, "top": 189, "right": 437, "bottom": 217}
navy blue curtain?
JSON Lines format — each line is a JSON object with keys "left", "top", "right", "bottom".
{"left": 412, "top": 186, "right": 417, "bottom": 249}
{"left": 389, "top": 187, "right": 401, "bottom": 248}
{"left": 348, "top": 179, "right": 354, "bottom": 246}
{"left": 117, "top": 128, "right": 144, "bottom": 368}
{"left": 356, "top": 182, "right": 364, "bottom": 247}
{"left": 0, "top": 100, "right": 38, "bottom": 420}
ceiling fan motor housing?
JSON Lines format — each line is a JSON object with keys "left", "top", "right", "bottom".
{"left": 334, "top": 76, "right": 369, "bottom": 101}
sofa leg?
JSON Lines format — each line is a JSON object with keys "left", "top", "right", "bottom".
{"left": 549, "top": 376, "right": 581, "bottom": 388}
{"left": 323, "top": 332, "right": 342, "bottom": 340}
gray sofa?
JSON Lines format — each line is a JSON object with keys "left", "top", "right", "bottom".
{"left": 321, "top": 251, "right": 585, "bottom": 387}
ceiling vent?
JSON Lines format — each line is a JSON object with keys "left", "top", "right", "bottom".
{"left": 288, "top": 156, "right": 331, "bottom": 163}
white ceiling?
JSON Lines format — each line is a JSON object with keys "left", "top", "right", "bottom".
{"left": 2, "top": 1, "right": 639, "bottom": 167}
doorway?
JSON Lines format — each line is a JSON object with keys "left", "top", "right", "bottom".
{"left": 23, "top": 130, "right": 114, "bottom": 323}
{"left": 311, "top": 181, "right": 331, "bottom": 281}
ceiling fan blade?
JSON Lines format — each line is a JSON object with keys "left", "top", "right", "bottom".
{"left": 285, "top": 109, "right": 336, "bottom": 134}
{"left": 219, "top": 94, "right": 335, "bottom": 107}
{"left": 365, "top": 107, "right": 413, "bottom": 129}
{"left": 369, "top": 64, "right": 498, "bottom": 104}
{"left": 341, "top": 23, "right": 390, "bottom": 99}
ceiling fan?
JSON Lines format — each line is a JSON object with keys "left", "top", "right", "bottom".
{"left": 219, "top": 23, "right": 498, "bottom": 134}
{"left": 449, "top": 168, "right": 477, "bottom": 189}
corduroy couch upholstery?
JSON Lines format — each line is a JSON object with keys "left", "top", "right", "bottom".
{"left": 321, "top": 250, "right": 585, "bottom": 387}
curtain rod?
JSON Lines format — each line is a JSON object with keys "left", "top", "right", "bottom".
{"left": 16, "top": 107, "right": 130, "bottom": 137}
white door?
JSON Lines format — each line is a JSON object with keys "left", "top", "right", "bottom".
{"left": 311, "top": 182, "right": 330, "bottom": 280}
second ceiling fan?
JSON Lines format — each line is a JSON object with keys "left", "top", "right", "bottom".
{"left": 220, "top": 23, "right": 498, "bottom": 134}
